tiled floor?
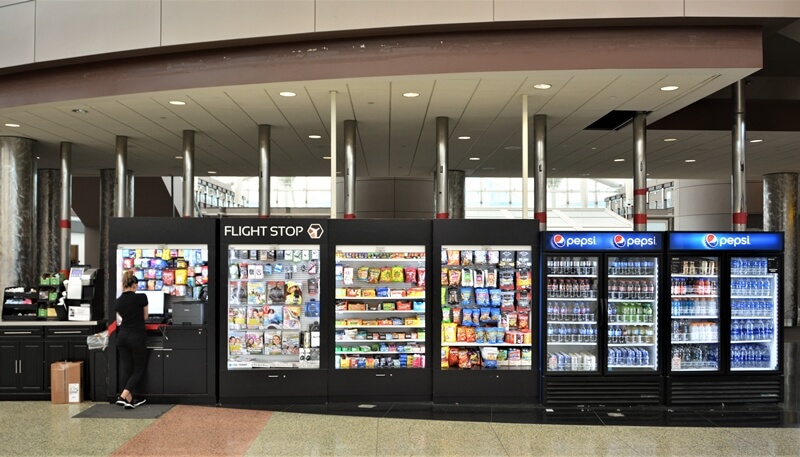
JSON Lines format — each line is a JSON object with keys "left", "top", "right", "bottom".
{"left": 0, "top": 339, "right": 797, "bottom": 456}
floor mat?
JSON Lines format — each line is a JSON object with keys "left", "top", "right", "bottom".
{"left": 73, "top": 403, "right": 173, "bottom": 419}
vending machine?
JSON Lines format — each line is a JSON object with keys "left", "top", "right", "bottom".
{"left": 328, "top": 219, "right": 431, "bottom": 402}
{"left": 665, "top": 231, "right": 784, "bottom": 404}
{"left": 432, "top": 219, "right": 539, "bottom": 403}
{"left": 541, "top": 232, "right": 665, "bottom": 405}
{"left": 218, "top": 218, "right": 328, "bottom": 404}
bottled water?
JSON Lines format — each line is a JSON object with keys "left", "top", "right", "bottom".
{"left": 745, "top": 320, "right": 755, "bottom": 341}
{"left": 731, "top": 321, "right": 740, "bottom": 341}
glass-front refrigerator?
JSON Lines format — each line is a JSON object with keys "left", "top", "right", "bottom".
{"left": 666, "top": 232, "right": 784, "bottom": 405}
{"left": 218, "top": 219, "right": 328, "bottom": 404}
{"left": 542, "top": 232, "right": 664, "bottom": 405}
{"left": 433, "top": 219, "right": 539, "bottom": 403}
{"left": 328, "top": 219, "right": 431, "bottom": 402}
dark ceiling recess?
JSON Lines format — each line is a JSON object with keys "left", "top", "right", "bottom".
{"left": 585, "top": 110, "right": 637, "bottom": 131}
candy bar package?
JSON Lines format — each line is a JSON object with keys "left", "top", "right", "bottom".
{"left": 367, "top": 268, "right": 381, "bottom": 284}
{"left": 516, "top": 251, "right": 532, "bottom": 268}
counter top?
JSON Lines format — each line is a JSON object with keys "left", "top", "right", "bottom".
{"left": 0, "top": 320, "right": 102, "bottom": 327}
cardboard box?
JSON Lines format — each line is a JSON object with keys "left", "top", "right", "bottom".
{"left": 51, "top": 361, "right": 83, "bottom": 404}
{"left": 68, "top": 305, "right": 91, "bottom": 321}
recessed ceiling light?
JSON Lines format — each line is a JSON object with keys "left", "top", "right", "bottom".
{"left": 685, "top": 159, "right": 696, "bottom": 163}
{"left": 663, "top": 138, "right": 678, "bottom": 142}
{"left": 469, "top": 157, "right": 480, "bottom": 161}
{"left": 279, "top": 91, "right": 296, "bottom": 97}
{"left": 323, "top": 156, "right": 331, "bottom": 160}
{"left": 175, "top": 156, "right": 183, "bottom": 159}
{"left": 36, "top": 156, "right": 40, "bottom": 159}
{"left": 71, "top": 109, "right": 88, "bottom": 114}
{"left": 614, "top": 158, "right": 625, "bottom": 162}
{"left": 168, "top": 100, "right": 186, "bottom": 105}
{"left": 4, "top": 123, "right": 20, "bottom": 128}
{"left": 402, "top": 92, "right": 420, "bottom": 98}
{"left": 533, "top": 83, "right": 552, "bottom": 90}
{"left": 504, "top": 146, "right": 521, "bottom": 150}
{"left": 458, "top": 136, "right": 471, "bottom": 140}
{"left": 208, "top": 171, "right": 217, "bottom": 174}
{"left": 749, "top": 139, "right": 763, "bottom": 143}
{"left": 660, "top": 85, "right": 679, "bottom": 92}
{"left": 308, "top": 135, "right": 322, "bottom": 139}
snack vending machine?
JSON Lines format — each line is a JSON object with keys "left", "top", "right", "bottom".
{"left": 219, "top": 219, "right": 328, "bottom": 404}
{"left": 328, "top": 219, "right": 431, "bottom": 402}
{"left": 433, "top": 219, "right": 539, "bottom": 403}
{"left": 666, "top": 231, "right": 784, "bottom": 404}
{"left": 541, "top": 232, "right": 665, "bottom": 405}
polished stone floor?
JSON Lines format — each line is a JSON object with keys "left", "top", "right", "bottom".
{"left": 0, "top": 338, "right": 797, "bottom": 456}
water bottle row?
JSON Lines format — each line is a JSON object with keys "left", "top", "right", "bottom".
{"left": 546, "top": 324, "right": 597, "bottom": 343}
{"left": 731, "top": 257, "right": 769, "bottom": 275}
{"left": 608, "top": 279, "right": 655, "bottom": 299}
{"left": 546, "top": 302, "right": 595, "bottom": 322}
{"left": 546, "top": 257, "right": 598, "bottom": 276}
{"left": 671, "top": 298, "right": 718, "bottom": 317}
{"left": 609, "top": 258, "right": 657, "bottom": 276}
{"left": 670, "top": 278, "right": 718, "bottom": 296}
{"left": 671, "top": 321, "right": 718, "bottom": 342}
{"left": 608, "top": 347, "right": 651, "bottom": 367}
{"left": 678, "top": 259, "right": 717, "bottom": 275}
{"left": 731, "top": 344, "right": 772, "bottom": 368}
{"left": 732, "top": 299, "right": 774, "bottom": 317}
{"left": 731, "top": 319, "right": 774, "bottom": 341}
{"left": 608, "top": 303, "right": 654, "bottom": 323}
{"left": 547, "top": 352, "right": 597, "bottom": 372}
{"left": 608, "top": 325, "right": 655, "bottom": 344}
{"left": 546, "top": 278, "right": 597, "bottom": 298}
{"left": 671, "top": 345, "right": 718, "bottom": 370}
{"left": 730, "top": 278, "right": 772, "bottom": 297}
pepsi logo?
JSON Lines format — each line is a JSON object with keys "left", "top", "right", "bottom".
{"left": 552, "top": 234, "right": 566, "bottom": 248}
{"left": 613, "top": 234, "right": 626, "bottom": 248}
{"left": 704, "top": 233, "right": 718, "bottom": 248}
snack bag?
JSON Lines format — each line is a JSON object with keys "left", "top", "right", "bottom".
{"left": 449, "top": 347, "right": 460, "bottom": 366}
{"left": 343, "top": 267, "right": 354, "bottom": 285}
{"left": 506, "top": 312, "right": 518, "bottom": 329}
{"left": 447, "top": 250, "right": 460, "bottom": 266}
{"left": 460, "top": 287, "right": 473, "bottom": 306}
{"left": 500, "top": 291, "right": 515, "bottom": 312}
{"left": 441, "top": 268, "right": 449, "bottom": 286}
{"left": 392, "top": 266, "right": 404, "bottom": 282}
{"left": 487, "top": 251, "right": 500, "bottom": 265}
{"left": 404, "top": 267, "right": 417, "bottom": 284}
{"left": 518, "top": 312, "right": 530, "bottom": 330}
{"left": 464, "top": 326, "right": 476, "bottom": 342}
{"left": 447, "top": 286, "right": 460, "bottom": 305}
{"left": 516, "top": 290, "right": 531, "bottom": 308}
{"left": 470, "top": 308, "right": 482, "bottom": 326}
{"left": 489, "top": 289, "right": 502, "bottom": 307}
{"left": 380, "top": 267, "right": 393, "bottom": 283}
{"left": 441, "top": 287, "right": 447, "bottom": 305}
{"left": 452, "top": 307, "right": 462, "bottom": 325}
{"left": 479, "top": 307, "right": 491, "bottom": 323}
{"left": 417, "top": 267, "right": 426, "bottom": 287}
{"left": 367, "top": 268, "right": 381, "bottom": 284}
{"left": 499, "top": 251, "right": 515, "bottom": 267}
{"left": 456, "top": 326, "right": 468, "bottom": 342}
{"left": 441, "top": 249, "right": 448, "bottom": 266}
{"left": 460, "top": 309, "right": 472, "bottom": 326}
{"left": 443, "top": 323, "right": 457, "bottom": 342}
{"left": 458, "top": 349, "right": 471, "bottom": 369}
{"left": 441, "top": 346, "right": 450, "bottom": 368}
{"left": 481, "top": 347, "right": 499, "bottom": 369}
{"left": 473, "top": 269, "right": 485, "bottom": 288}
{"left": 516, "top": 251, "right": 532, "bottom": 268}
{"left": 486, "top": 269, "right": 498, "bottom": 288}
{"left": 461, "top": 269, "right": 473, "bottom": 287}
{"left": 448, "top": 269, "right": 461, "bottom": 287}
{"left": 460, "top": 250, "right": 473, "bottom": 266}
{"left": 475, "top": 327, "right": 486, "bottom": 344}
{"left": 498, "top": 270, "right": 515, "bottom": 290}
{"left": 357, "top": 267, "right": 369, "bottom": 281}
{"left": 516, "top": 270, "right": 532, "bottom": 289}
{"left": 473, "top": 250, "right": 487, "bottom": 265}
{"left": 475, "top": 288, "right": 490, "bottom": 306}
{"left": 468, "top": 349, "right": 481, "bottom": 368}
{"left": 442, "top": 306, "right": 451, "bottom": 323}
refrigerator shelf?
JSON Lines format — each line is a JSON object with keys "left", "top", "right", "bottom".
{"left": 336, "top": 338, "right": 425, "bottom": 343}
{"left": 671, "top": 340, "right": 718, "bottom": 344}
{"left": 731, "top": 315, "right": 772, "bottom": 319}
{"left": 442, "top": 342, "right": 530, "bottom": 347}
{"left": 336, "top": 325, "right": 424, "bottom": 329}
{"left": 608, "top": 364, "right": 655, "bottom": 369}
{"left": 608, "top": 321, "right": 654, "bottom": 326}
{"left": 609, "top": 343, "right": 656, "bottom": 347}
{"left": 336, "top": 310, "right": 424, "bottom": 315}
{"left": 731, "top": 274, "right": 774, "bottom": 279}
{"left": 673, "top": 315, "right": 719, "bottom": 319}
{"left": 336, "top": 350, "right": 424, "bottom": 355}
{"left": 730, "top": 367, "right": 777, "bottom": 372}
{"left": 731, "top": 339, "right": 772, "bottom": 344}
{"left": 547, "top": 274, "right": 597, "bottom": 278}
{"left": 335, "top": 296, "right": 425, "bottom": 300}
{"left": 547, "top": 320, "right": 598, "bottom": 325}
{"left": 608, "top": 298, "right": 656, "bottom": 303}
{"left": 546, "top": 342, "right": 596, "bottom": 346}
{"left": 670, "top": 367, "right": 719, "bottom": 372}
{"left": 671, "top": 294, "right": 719, "bottom": 298}
{"left": 671, "top": 274, "right": 719, "bottom": 278}
{"left": 546, "top": 297, "right": 598, "bottom": 301}
{"left": 608, "top": 275, "right": 656, "bottom": 278}
{"left": 336, "top": 258, "right": 424, "bottom": 263}
{"left": 731, "top": 295, "right": 773, "bottom": 299}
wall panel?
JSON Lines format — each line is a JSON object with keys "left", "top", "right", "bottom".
{"left": 686, "top": 0, "right": 800, "bottom": 17}
{"left": 0, "top": 1, "right": 34, "bottom": 68}
{"left": 494, "top": 0, "right": 684, "bottom": 21}
{"left": 315, "top": 0, "right": 493, "bottom": 32}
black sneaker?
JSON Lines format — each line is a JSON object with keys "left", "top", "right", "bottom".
{"left": 125, "top": 398, "right": 146, "bottom": 409}
{"left": 115, "top": 396, "right": 128, "bottom": 407}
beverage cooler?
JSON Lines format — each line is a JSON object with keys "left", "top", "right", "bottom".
{"left": 541, "top": 232, "right": 664, "bottom": 405}
{"left": 665, "top": 232, "right": 784, "bottom": 405}
{"left": 432, "top": 219, "right": 539, "bottom": 403}
{"left": 219, "top": 219, "right": 329, "bottom": 404}
{"left": 328, "top": 219, "right": 431, "bottom": 402}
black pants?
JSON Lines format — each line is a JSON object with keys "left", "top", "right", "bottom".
{"left": 117, "top": 330, "right": 147, "bottom": 394}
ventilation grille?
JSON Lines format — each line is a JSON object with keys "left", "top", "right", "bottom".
{"left": 668, "top": 378, "right": 783, "bottom": 405}
{"left": 544, "top": 377, "right": 661, "bottom": 405}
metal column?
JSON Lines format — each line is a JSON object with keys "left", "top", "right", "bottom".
{"left": 258, "top": 124, "right": 271, "bottom": 218}
{"left": 60, "top": 142, "right": 72, "bottom": 275}
{"left": 99, "top": 168, "right": 118, "bottom": 313}
{"left": 435, "top": 117, "right": 449, "bottom": 219}
{"left": 37, "top": 169, "right": 60, "bottom": 279}
{"left": 115, "top": 136, "right": 127, "bottom": 218}
{"left": 732, "top": 81, "right": 748, "bottom": 231}
{"left": 182, "top": 130, "right": 196, "bottom": 218}
{"left": 447, "top": 170, "right": 465, "bottom": 219}
{"left": 126, "top": 170, "right": 134, "bottom": 217}
{"left": 330, "top": 91, "right": 337, "bottom": 219}
{"left": 344, "top": 120, "right": 357, "bottom": 218}
{"left": 0, "top": 137, "right": 37, "bottom": 290}
{"left": 632, "top": 112, "right": 648, "bottom": 231}
{"left": 763, "top": 172, "right": 798, "bottom": 327}
{"left": 522, "top": 95, "right": 529, "bottom": 219}
{"left": 533, "top": 114, "right": 547, "bottom": 231}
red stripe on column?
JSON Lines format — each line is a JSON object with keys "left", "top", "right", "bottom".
{"left": 343, "top": 214, "right": 356, "bottom": 219}
{"left": 436, "top": 213, "right": 449, "bottom": 219}
{"left": 633, "top": 188, "right": 647, "bottom": 196}
{"left": 259, "top": 215, "right": 269, "bottom": 219}
{"left": 732, "top": 212, "right": 748, "bottom": 224}
{"left": 633, "top": 214, "right": 647, "bottom": 224}
{"left": 58, "top": 220, "right": 71, "bottom": 229}
{"left": 534, "top": 212, "right": 547, "bottom": 222}
{"left": 58, "top": 269, "right": 69, "bottom": 277}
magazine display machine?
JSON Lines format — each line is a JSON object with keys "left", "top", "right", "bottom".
{"left": 328, "top": 219, "right": 432, "bottom": 402}
{"left": 108, "top": 217, "right": 217, "bottom": 405}
{"left": 219, "top": 218, "right": 329, "bottom": 404}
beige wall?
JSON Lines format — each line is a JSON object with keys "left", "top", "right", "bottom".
{"left": 1, "top": 1, "right": 798, "bottom": 70}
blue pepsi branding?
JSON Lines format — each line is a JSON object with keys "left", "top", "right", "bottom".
{"left": 669, "top": 232, "right": 783, "bottom": 251}
{"left": 545, "top": 232, "right": 662, "bottom": 251}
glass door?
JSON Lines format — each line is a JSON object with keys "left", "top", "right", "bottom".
{"left": 730, "top": 256, "right": 780, "bottom": 371}
{"left": 606, "top": 255, "right": 659, "bottom": 372}
{"left": 544, "top": 255, "right": 599, "bottom": 373}
{"left": 668, "top": 256, "right": 720, "bottom": 373}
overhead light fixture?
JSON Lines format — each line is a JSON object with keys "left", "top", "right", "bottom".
{"left": 469, "top": 157, "right": 480, "bottom": 161}
{"left": 660, "top": 85, "right": 679, "bottom": 92}
{"left": 402, "top": 92, "right": 420, "bottom": 98}
{"left": 36, "top": 156, "right": 40, "bottom": 159}
{"left": 533, "top": 83, "right": 552, "bottom": 90}
{"left": 208, "top": 171, "right": 217, "bottom": 174}
{"left": 175, "top": 156, "right": 183, "bottom": 159}
{"left": 169, "top": 100, "right": 186, "bottom": 105}
{"left": 308, "top": 134, "right": 322, "bottom": 139}
{"left": 279, "top": 91, "right": 296, "bottom": 97}
{"left": 71, "top": 109, "right": 88, "bottom": 114}
{"left": 4, "top": 123, "right": 20, "bottom": 128}
{"left": 614, "top": 158, "right": 625, "bottom": 162}
{"left": 749, "top": 139, "right": 763, "bottom": 143}
{"left": 458, "top": 136, "right": 471, "bottom": 140}
{"left": 685, "top": 159, "right": 696, "bottom": 163}
{"left": 323, "top": 156, "right": 331, "bottom": 160}
{"left": 663, "top": 138, "right": 678, "bottom": 142}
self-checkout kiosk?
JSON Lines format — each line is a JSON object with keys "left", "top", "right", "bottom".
{"left": 66, "top": 267, "right": 104, "bottom": 321}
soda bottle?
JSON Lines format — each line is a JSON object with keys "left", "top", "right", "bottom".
{"left": 560, "top": 303, "right": 568, "bottom": 321}
{"left": 608, "top": 303, "right": 616, "bottom": 322}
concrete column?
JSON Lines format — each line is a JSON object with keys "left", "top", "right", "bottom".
{"left": 37, "top": 169, "right": 60, "bottom": 278}
{"left": 435, "top": 117, "right": 449, "bottom": 219}
{"left": 60, "top": 143, "right": 72, "bottom": 275}
{"left": 126, "top": 170, "right": 134, "bottom": 217}
{"left": 0, "top": 137, "right": 37, "bottom": 290}
{"left": 182, "top": 130, "right": 196, "bottom": 217}
{"left": 522, "top": 95, "right": 529, "bottom": 219}
{"left": 732, "top": 80, "right": 747, "bottom": 231}
{"left": 258, "top": 124, "right": 271, "bottom": 217}
{"left": 344, "top": 120, "right": 357, "bottom": 219}
{"left": 632, "top": 112, "right": 648, "bottom": 231}
{"left": 115, "top": 136, "right": 127, "bottom": 218}
{"left": 99, "top": 169, "right": 119, "bottom": 314}
{"left": 533, "top": 114, "right": 547, "bottom": 231}
{"left": 447, "top": 170, "right": 465, "bottom": 219}
{"left": 763, "top": 173, "right": 798, "bottom": 327}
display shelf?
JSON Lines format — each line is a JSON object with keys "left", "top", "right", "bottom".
{"left": 608, "top": 299, "right": 656, "bottom": 303}
{"left": 334, "top": 296, "right": 424, "bottom": 301}
{"left": 441, "top": 342, "right": 529, "bottom": 347}
{"left": 671, "top": 367, "right": 719, "bottom": 372}
{"left": 671, "top": 340, "right": 719, "bottom": 344}
{"left": 336, "top": 350, "right": 424, "bottom": 355}
{"left": 671, "top": 274, "right": 718, "bottom": 278}
{"left": 673, "top": 315, "right": 719, "bottom": 319}
{"left": 731, "top": 339, "right": 772, "bottom": 344}
{"left": 547, "top": 320, "right": 598, "bottom": 325}
{"left": 546, "top": 297, "right": 598, "bottom": 301}
{"left": 335, "top": 325, "right": 424, "bottom": 329}
{"left": 671, "top": 294, "right": 719, "bottom": 298}
{"left": 731, "top": 274, "right": 774, "bottom": 279}
{"left": 608, "top": 321, "right": 654, "bottom": 325}
{"left": 609, "top": 343, "right": 656, "bottom": 347}
{"left": 731, "top": 367, "right": 778, "bottom": 372}
{"left": 608, "top": 364, "right": 656, "bottom": 369}
{"left": 335, "top": 257, "right": 425, "bottom": 262}
{"left": 336, "top": 310, "right": 423, "bottom": 315}
{"left": 546, "top": 341, "right": 596, "bottom": 346}
{"left": 608, "top": 275, "right": 656, "bottom": 278}
{"left": 547, "top": 274, "right": 597, "bottom": 278}
{"left": 337, "top": 338, "right": 425, "bottom": 343}
{"left": 731, "top": 315, "right": 772, "bottom": 319}
{"left": 731, "top": 295, "right": 774, "bottom": 299}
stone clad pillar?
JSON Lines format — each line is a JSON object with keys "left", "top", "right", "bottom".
{"left": 37, "top": 169, "right": 60, "bottom": 277}
{"left": 763, "top": 173, "right": 798, "bottom": 327}
{"left": 0, "top": 137, "right": 37, "bottom": 290}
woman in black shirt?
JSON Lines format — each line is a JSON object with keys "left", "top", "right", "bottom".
{"left": 115, "top": 270, "right": 148, "bottom": 409}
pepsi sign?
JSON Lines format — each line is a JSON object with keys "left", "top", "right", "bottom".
{"left": 669, "top": 232, "right": 783, "bottom": 251}
{"left": 544, "top": 232, "right": 663, "bottom": 251}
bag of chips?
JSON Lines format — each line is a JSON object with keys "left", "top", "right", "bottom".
{"left": 461, "top": 250, "right": 473, "bottom": 266}
{"left": 417, "top": 267, "right": 426, "bottom": 287}
{"left": 404, "top": 267, "right": 417, "bottom": 284}
{"left": 481, "top": 347, "right": 498, "bottom": 369}
{"left": 460, "top": 287, "right": 473, "bottom": 305}
{"left": 447, "top": 250, "right": 460, "bottom": 266}
{"left": 367, "top": 268, "right": 381, "bottom": 284}
{"left": 380, "top": 267, "right": 393, "bottom": 283}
